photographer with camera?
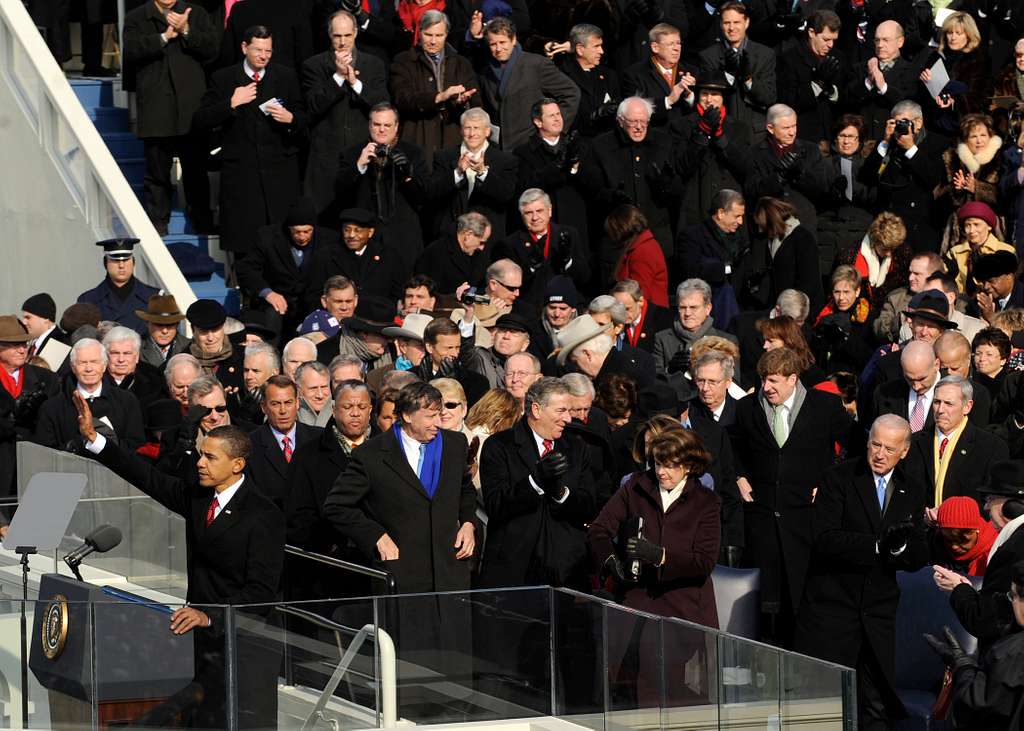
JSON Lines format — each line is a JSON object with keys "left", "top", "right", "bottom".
{"left": 860, "top": 100, "right": 947, "bottom": 253}
{"left": 338, "top": 102, "right": 430, "bottom": 254}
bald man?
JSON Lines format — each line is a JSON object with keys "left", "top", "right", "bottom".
{"left": 844, "top": 21, "right": 917, "bottom": 140}
{"left": 871, "top": 340, "right": 939, "bottom": 432}
{"left": 933, "top": 331, "right": 991, "bottom": 425}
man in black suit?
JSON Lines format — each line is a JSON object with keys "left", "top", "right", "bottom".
{"left": 414, "top": 212, "right": 492, "bottom": 296}
{"left": 337, "top": 102, "right": 430, "bottom": 254}
{"left": 560, "top": 24, "right": 621, "bottom": 138}
{"left": 35, "top": 338, "right": 146, "bottom": 453}
{"left": 123, "top": 0, "right": 218, "bottom": 234}
{"left": 494, "top": 188, "right": 591, "bottom": 308}
{"left": 611, "top": 279, "right": 672, "bottom": 354}
{"left": 730, "top": 346, "right": 854, "bottom": 646}
{"left": 621, "top": 22, "right": 696, "bottom": 128}
{"left": 0, "top": 316, "right": 58, "bottom": 521}
{"left": 235, "top": 197, "right": 338, "bottom": 341}
{"left": 476, "top": 17, "right": 580, "bottom": 151}
{"left": 677, "top": 188, "right": 749, "bottom": 316}
{"left": 20, "top": 293, "right": 69, "bottom": 365}
{"left": 775, "top": 9, "right": 845, "bottom": 144}
{"left": 308, "top": 208, "right": 409, "bottom": 303}
{"left": 302, "top": 10, "right": 388, "bottom": 219}
{"left": 697, "top": 2, "right": 776, "bottom": 144}
{"left": 871, "top": 340, "right": 939, "bottom": 433}
{"left": 324, "top": 379, "right": 476, "bottom": 590}
{"left": 75, "top": 398, "right": 284, "bottom": 729}
{"left": 903, "top": 376, "right": 1009, "bottom": 508}
{"left": 103, "top": 326, "right": 168, "bottom": 418}
{"left": 842, "top": 21, "right": 917, "bottom": 142}
{"left": 193, "top": 25, "right": 306, "bottom": 261}
{"left": 247, "top": 375, "right": 321, "bottom": 511}
{"left": 690, "top": 350, "right": 740, "bottom": 425}
{"left": 479, "top": 376, "right": 595, "bottom": 588}
{"left": 427, "top": 107, "right": 519, "bottom": 241}
{"left": 858, "top": 100, "right": 946, "bottom": 253}
{"left": 414, "top": 318, "right": 491, "bottom": 407}
{"left": 794, "top": 414, "right": 929, "bottom": 729}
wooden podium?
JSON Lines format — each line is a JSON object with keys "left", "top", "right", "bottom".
{"left": 30, "top": 574, "right": 195, "bottom": 729}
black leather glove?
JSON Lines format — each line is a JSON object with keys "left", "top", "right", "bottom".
{"left": 830, "top": 174, "right": 849, "bottom": 200}
{"left": 879, "top": 519, "right": 915, "bottom": 554}
{"left": 590, "top": 101, "right": 619, "bottom": 123}
{"left": 924, "top": 626, "right": 977, "bottom": 672}
{"left": 534, "top": 450, "right": 570, "bottom": 495}
{"left": 390, "top": 148, "right": 411, "bottom": 178}
{"left": 563, "top": 130, "right": 582, "bottom": 169}
{"left": 436, "top": 355, "right": 460, "bottom": 378}
{"left": 776, "top": 149, "right": 804, "bottom": 181}
{"left": 178, "top": 405, "right": 210, "bottom": 451}
{"left": 698, "top": 104, "right": 723, "bottom": 137}
{"left": 723, "top": 48, "right": 741, "bottom": 73}
{"left": 626, "top": 535, "right": 664, "bottom": 566}
{"left": 737, "top": 49, "right": 751, "bottom": 81}
{"left": 814, "top": 55, "right": 841, "bottom": 87}
{"left": 12, "top": 385, "right": 48, "bottom": 428}
{"left": 646, "top": 159, "right": 676, "bottom": 195}
{"left": 604, "top": 554, "right": 634, "bottom": 583}
{"left": 550, "top": 230, "right": 573, "bottom": 273}
{"left": 667, "top": 347, "right": 690, "bottom": 374}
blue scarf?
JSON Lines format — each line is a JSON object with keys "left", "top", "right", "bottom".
{"left": 393, "top": 424, "right": 443, "bottom": 498}
{"left": 489, "top": 42, "right": 522, "bottom": 99}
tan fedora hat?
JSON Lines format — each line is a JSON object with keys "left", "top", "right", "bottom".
{"left": 0, "top": 316, "right": 33, "bottom": 343}
{"left": 135, "top": 294, "right": 186, "bottom": 325}
{"left": 555, "top": 315, "right": 613, "bottom": 366}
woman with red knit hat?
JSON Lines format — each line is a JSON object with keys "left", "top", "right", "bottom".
{"left": 931, "top": 495, "right": 999, "bottom": 577}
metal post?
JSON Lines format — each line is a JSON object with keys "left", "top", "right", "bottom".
{"left": 224, "top": 606, "right": 238, "bottom": 730}
{"left": 116, "top": 0, "right": 125, "bottom": 76}
{"left": 17, "top": 548, "right": 33, "bottom": 729}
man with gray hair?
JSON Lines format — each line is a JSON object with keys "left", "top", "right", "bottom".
{"left": 36, "top": 337, "right": 145, "bottom": 452}
{"left": 479, "top": 376, "right": 595, "bottom": 588}
{"left": 584, "top": 95, "right": 679, "bottom": 252}
{"left": 611, "top": 278, "right": 672, "bottom": 353}
{"left": 103, "top": 325, "right": 166, "bottom": 413}
{"left": 903, "top": 375, "right": 1009, "bottom": 508}
{"left": 428, "top": 106, "right": 518, "bottom": 240}
{"left": 794, "top": 413, "right": 929, "bottom": 729}
{"left": 860, "top": 99, "right": 945, "bottom": 249}
{"left": 296, "top": 361, "right": 333, "bottom": 428}
{"left": 690, "top": 350, "right": 739, "bottom": 426}
{"left": 561, "top": 23, "right": 621, "bottom": 138}
{"left": 165, "top": 353, "right": 202, "bottom": 409}
{"left": 282, "top": 337, "right": 318, "bottom": 380}
{"left": 414, "top": 211, "right": 492, "bottom": 295}
{"left": 588, "top": 294, "right": 657, "bottom": 383}
{"left": 678, "top": 189, "right": 748, "bottom": 321}
{"left": 496, "top": 186, "right": 590, "bottom": 307}
{"left": 653, "top": 279, "right": 738, "bottom": 376}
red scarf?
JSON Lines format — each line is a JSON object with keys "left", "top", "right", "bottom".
{"left": 398, "top": 0, "right": 446, "bottom": 46}
{"left": 0, "top": 368, "right": 22, "bottom": 399}
{"left": 696, "top": 103, "right": 726, "bottom": 138}
{"left": 813, "top": 297, "right": 870, "bottom": 327}
{"left": 530, "top": 224, "right": 552, "bottom": 258}
{"left": 953, "top": 522, "right": 999, "bottom": 576}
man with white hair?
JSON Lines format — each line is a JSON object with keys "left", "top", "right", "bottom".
{"left": 296, "top": 361, "right": 333, "bottom": 428}
{"left": 557, "top": 314, "right": 653, "bottom": 386}
{"left": 165, "top": 353, "right": 202, "bottom": 410}
{"left": 690, "top": 350, "right": 739, "bottom": 427}
{"left": 428, "top": 107, "right": 518, "bottom": 241}
{"left": 282, "top": 337, "right": 317, "bottom": 380}
{"left": 36, "top": 338, "right": 145, "bottom": 451}
{"left": 585, "top": 96, "right": 679, "bottom": 254}
{"left": 652, "top": 279, "right": 738, "bottom": 376}
{"left": 495, "top": 187, "right": 590, "bottom": 307}
{"left": 103, "top": 325, "right": 167, "bottom": 414}
{"left": 504, "top": 351, "right": 543, "bottom": 406}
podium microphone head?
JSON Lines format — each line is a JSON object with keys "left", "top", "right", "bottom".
{"left": 85, "top": 525, "right": 122, "bottom": 553}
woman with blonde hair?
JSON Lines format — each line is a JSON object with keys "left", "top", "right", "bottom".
{"left": 757, "top": 315, "right": 827, "bottom": 387}
{"left": 920, "top": 12, "right": 990, "bottom": 117}
{"left": 833, "top": 212, "right": 910, "bottom": 314}
{"left": 465, "top": 388, "right": 520, "bottom": 490}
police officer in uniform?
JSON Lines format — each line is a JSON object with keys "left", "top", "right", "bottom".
{"left": 77, "top": 239, "right": 161, "bottom": 333}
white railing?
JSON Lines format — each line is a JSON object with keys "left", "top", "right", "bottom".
{"left": 0, "top": 0, "right": 194, "bottom": 314}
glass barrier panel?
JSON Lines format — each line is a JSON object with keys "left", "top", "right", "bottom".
{"left": 717, "top": 633, "right": 782, "bottom": 728}
{"left": 550, "top": 588, "right": 606, "bottom": 730}
{"left": 235, "top": 597, "right": 382, "bottom": 731}
{"left": 603, "top": 602, "right": 664, "bottom": 731}
{"left": 661, "top": 616, "right": 719, "bottom": 730}
{"left": 780, "top": 651, "right": 855, "bottom": 730}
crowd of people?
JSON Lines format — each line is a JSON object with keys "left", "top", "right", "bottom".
{"left": 16, "top": 0, "right": 1024, "bottom": 726}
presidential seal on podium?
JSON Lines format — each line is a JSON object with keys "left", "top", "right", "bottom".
{"left": 41, "top": 594, "right": 69, "bottom": 660}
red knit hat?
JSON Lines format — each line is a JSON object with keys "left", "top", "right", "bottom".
{"left": 936, "top": 496, "right": 984, "bottom": 530}
{"left": 956, "top": 201, "right": 998, "bottom": 230}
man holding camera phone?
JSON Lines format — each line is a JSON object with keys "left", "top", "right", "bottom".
{"left": 859, "top": 100, "right": 947, "bottom": 253}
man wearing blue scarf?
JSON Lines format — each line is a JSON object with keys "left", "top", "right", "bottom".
{"left": 323, "top": 381, "right": 477, "bottom": 594}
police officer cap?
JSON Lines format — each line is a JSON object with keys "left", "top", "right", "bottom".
{"left": 977, "top": 460, "right": 1024, "bottom": 498}
{"left": 96, "top": 238, "right": 140, "bottom": 261}
{"left": 338, "top": 208, "right": 378, "bottom": 227}
{"left": 186, "top": 299, "right": 227, "bottom": 330}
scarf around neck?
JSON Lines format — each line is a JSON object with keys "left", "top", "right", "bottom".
{"left": 769, "top": 217, "right": 801, "bottom": 258}
{"left": 953, "top": 520, "right": 999, "bottom": 576}
{"left": 189, "top": 339, "right": 233, "bottom": 369}
{"left": 858, "top": 234, "right": 892, "bottom": 288}
{"left": 673, "top": 316, "right": 713, "bottom": 346}
{"left": 393, "top": 423, "right": 443, "bottom": 497}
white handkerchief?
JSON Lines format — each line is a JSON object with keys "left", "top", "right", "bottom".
{"left": 258, "top": 98, "right": 279, "bottom": 116}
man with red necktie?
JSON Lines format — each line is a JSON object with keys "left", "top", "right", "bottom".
{"left": 611, "top": 278, "right": 672, "bottom": 353}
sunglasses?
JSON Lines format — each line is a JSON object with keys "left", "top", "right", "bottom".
{"left": 209, "top": 405, "right": 229, "bottom": 413}
{"left": 442, "top": 401, "right": 464, "bottom": 410}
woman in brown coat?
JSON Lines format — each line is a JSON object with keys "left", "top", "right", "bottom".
{"left": 389, "top": 10, "right": 481, "bottom": 165}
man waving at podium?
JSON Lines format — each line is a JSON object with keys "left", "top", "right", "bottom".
{"left": 71, "top": 391, "right": 284, "bottom": 728}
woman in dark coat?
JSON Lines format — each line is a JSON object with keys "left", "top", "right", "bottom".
{"left": 810, "top": 265, "right": 877, "bottom": 374}
{"left": 919, "top": 12, "right": 991, "bottom": 132}
{"left": 390, "top": 10, "right": 482, "bottom": 165}
{"left": 588, "top": 427, "right": 721, "bottom": 704}
{"left": 752, "top": 196, "right": 824, "bottom": 315}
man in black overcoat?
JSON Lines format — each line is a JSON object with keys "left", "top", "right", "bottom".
{"left": 235, "top": 197, "right": 339, "bottom": 340}
{"left": 559, "top": 24, "right": 621, "bottom": 139}
{"left": 302, "top": 10, "right": 389, "bottom": 219}
{"left": 74, "top": 399, "right": 284, "bottom": 730}
{"left": 775, "top": 10, "right": 846, "bottom": 144}
{"left": 414, "top": 212, "right": 492, "bottom": 295}
{"left": 620, "top": 22, "right": 697, "bottom": 128}
{"left": 842, "top": 20, "right": 917, "bottom": 141}
{"left": 123, "top": 0, "right": 219, "bottom": 234}
{"left": 193, "top": 26, "right": 306, "bottom": 258}
{"left": 729, "top": 346, "right": 854, "bottom": 646}
{"left": 794, "top": 414, "right": 929, "bottom": 730}
{"left": 246, "top": 376, "right": 321, "bottom": 512}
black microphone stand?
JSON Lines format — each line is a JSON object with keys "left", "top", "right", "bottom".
{"left": 14, "top": 545, "right": 36, "bottom": 728}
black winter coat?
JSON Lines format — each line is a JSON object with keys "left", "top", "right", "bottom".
{"left": 414, "top": 235, "right": 491, "bottom": 295}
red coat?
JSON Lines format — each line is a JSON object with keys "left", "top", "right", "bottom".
{"left": 588, "top": 472, "right": 721, "bottom": 629}
{"left": 615, "top": 229, "right": 669, "bottom": 308}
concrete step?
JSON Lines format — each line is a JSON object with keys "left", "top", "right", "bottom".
{"left": 102, "top": 131, "right": 144, "bottom": 159}
{"left": 69, "top": 78, "right": 114, "bottom": 109}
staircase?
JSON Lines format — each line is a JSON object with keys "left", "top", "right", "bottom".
{"left": 69, "top": 78, "right": 240, "bottom": 314}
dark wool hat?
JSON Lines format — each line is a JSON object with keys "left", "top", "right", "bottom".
{"left": 545, "top": 275, "right": 580, "bottom": 308}
{"left": 903, "top": 289, "right": 957, "bottom": 329}
{"left": 978, "top": 460, "right": 1024, "bottom": 498}
{"left": 493, "top": 313, "right": 532, "bottom": 333}
{"left": 694, "top": 70, "right": 734, "bottom": 94}
{"left": 186, "top": 299, "right": 227, "bottom": 330}
{"left": 239, "top": 308, "right": 280, "bottom": 341}
{"left": 59, "top": 303, "right": 101, "bottom": 333}
{"left": 22, "top": 293, "right": 56, "bottom": 322}
{"left": 973, "top": 250, "right": 1019, "bottom": 282}
{"left": 284, "top": 197, "right": 318, "bottom": 227}
{"left": 338, "top": 208, "right": 378, "bottom": 227}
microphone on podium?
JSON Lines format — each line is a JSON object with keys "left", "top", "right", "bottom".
{"left": 63, "top": 524, "right": 123, "bottom": 581}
